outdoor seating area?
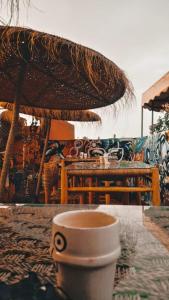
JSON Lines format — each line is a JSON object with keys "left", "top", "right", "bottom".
{"left": 0, "top": 134, "right": 164, "bottom": 205}
{"left": 1, "top": 126, "right": 169, "bottom": 205}
{"left": 0, "top": 2, "right": 169, "bottom": 299}
{"left": 0, "top": 25, "right": 168, "bottom": 207}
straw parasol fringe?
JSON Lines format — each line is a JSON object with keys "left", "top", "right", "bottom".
{"left": 0, "top": 26, "right": 134, "bottom": 109}
{"left": 0, "top": 102, "right": 102, "bottom": 122}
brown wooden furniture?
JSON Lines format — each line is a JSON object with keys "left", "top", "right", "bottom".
{"left": 63, "top": 157, "right": 100, "bottom": 164}
{"left": 60, "top": 161, "right": 160, "bottom": 205}
{"left": 61, "top": 157, "right": 99, "bottom": 203}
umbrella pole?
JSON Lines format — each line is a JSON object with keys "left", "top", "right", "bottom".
{"left": 35, "top": 119, "right": 51, "bottom": 200}
{"left": 141, "top": 106, "right": 144, "bottom": 138}
{"left": 0, "top": 64, "right": 26, "bottom": 200}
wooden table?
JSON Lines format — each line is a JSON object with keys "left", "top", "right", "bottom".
{"left": 63, "top": 157, "right": 99, "bottom": 164}
{"left": 60, "top": 161, "right": 160, "bottom": 205}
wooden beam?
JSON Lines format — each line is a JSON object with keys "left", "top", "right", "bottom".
{"left": 67, "top": 186, "right": 152, "bottom": 192}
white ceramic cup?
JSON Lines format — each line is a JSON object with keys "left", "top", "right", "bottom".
{"left": 83, "top": 153, "right": 87, "bottom": 159}
{"left": 103, "top": 153, "right": 109, "bottom": 164}
{"left": 79, "top": 152, "right": 84, "bottom": 159}
{"left": 99, "top": 156, "right": 104, "bottom": 164}
{"left": 50, "top": 210, "right": 121, "bottom": 300}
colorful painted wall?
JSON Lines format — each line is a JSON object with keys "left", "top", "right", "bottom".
{"left": 47, "top": 137, "right": 146, "bottom": 161}
{"left": 47, "top": 132, "right": 169, "bottom": 165}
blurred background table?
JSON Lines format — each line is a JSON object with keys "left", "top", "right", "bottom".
{"left": 61, "top": 161, "right": 160, "bottom": 205}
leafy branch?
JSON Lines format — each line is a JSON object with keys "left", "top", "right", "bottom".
{"left": 149, "top": 112, "right": 169, "bottom": 134}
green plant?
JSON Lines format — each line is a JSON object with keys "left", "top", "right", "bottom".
{"left": 149, "top": 112, "right": 169, "bottom": 134}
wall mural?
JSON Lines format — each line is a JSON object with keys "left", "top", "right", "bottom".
{"left": 46, "top": 133, "right": 169, "bottom": 204}
{"left": 46, "top": 137, "right": 146, "bottom": 161}
{"left": 142, "top": 132, "right": 169, "bottom": 204}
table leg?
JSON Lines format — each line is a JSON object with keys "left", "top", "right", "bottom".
{"left": 104, "top": 181, "right": 111, "bottom": 205}
{"left": 122, "top": 178, "right": 129, "bottom": 205}
{"left": 61, "top": 165, "right": 68, "bottom": 204}
{"left": 135, "top": 177, "right": 141, "bottom": 205}
{"left": 88, "top": 177, "right": 93, "bottom": 204}
{"left": 79, "top": 193, "right": 84, "bottom": 204}
{"left": 72, "top": 176, "right": 76, "bottom": 187}
{"left": 79, "top": 177, "right": 84, "bottom": 204}
{"left": 152, "top": 167, "right": 160, "bottom": 206}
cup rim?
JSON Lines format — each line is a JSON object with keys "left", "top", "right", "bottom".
{"left": 53, "top": 210, "right": 118, "bottom": 230}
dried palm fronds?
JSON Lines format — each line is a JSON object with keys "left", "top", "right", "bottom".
{"left": 0, "top": 26, "right": 134, "bottom": 111}
{"left": 0, "top": 102, "right": 101, "bottom": 122}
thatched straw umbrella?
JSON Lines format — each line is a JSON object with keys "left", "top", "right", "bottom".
{"left": 0, "top": 102, "right": 101, "bottom": 201}
{"left": 0, "top": 25, "right": 133, "bottom": 198}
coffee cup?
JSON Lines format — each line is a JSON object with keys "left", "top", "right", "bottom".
{"left": 50, "top": 210, "right": 121, "bottom": 300}
{"left": 83, "top": 153, "right": 87, "bottom": 159}
{"left": 79, "top": 152, "right": 84, "bottom": 159}
{"left": 103, "top": 153, "right": 109, "bottom": 164}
